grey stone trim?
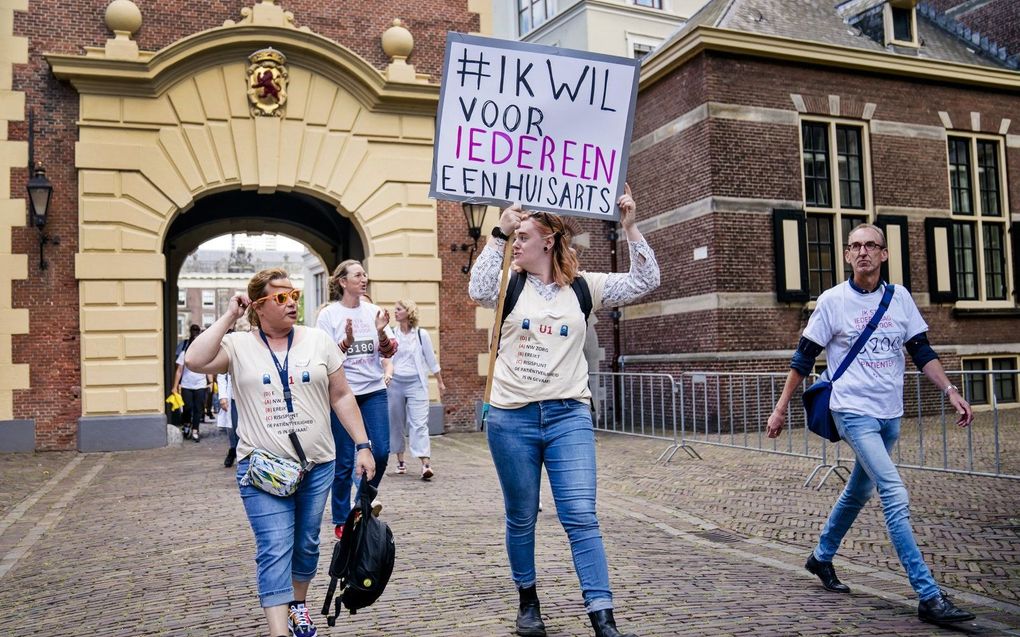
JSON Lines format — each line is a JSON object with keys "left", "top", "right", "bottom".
{"left": 1007, "top": 134, "right": 1020, "bottom": 148}
{"left": 874, "top": 205, "right": 951, "bottom": 221}
{"left": 999, "top": 118, "right": 1011, "bottom": 135}
{"left": 631, "top": 104, "right": 709, "bottom": 155}
{"left": 828, "top": 94, "right": 840, "bottom": 116}
{"left": 622, "top": 292, "right": 785, "bottom": 320}
{"left": 428, "top": 403, "right": 445, "bottom": 436}
{"left": 634, "top": 196, "right": 802, "bottom": 236}
{"left": 971, "top": 112, "right": 981, "bottom": 132}
{"left": 78, "top": 415, "right": 167, "bottom": 452}
{"left": 790, "top": 93, "right": 806, "bottom": 113}
{"left": 870, "top": 120, "right": 947, "bottom": 140}
{"left": 631, "top": 102, "right": 797, "bottom": 156}
{"left": 0, "top": 420, "right": 34, "bottom": 452}
{"left": 620, "top": 350, "right": 796, "bottom": 364}
{"left": 862, "top": 102, "right": 877, "bottom": 120}
{"left": 938, "top": 111, "right": 954, "bottom": 129}
{"left": 943, "top": 343, "right": 1020, "bottom": 355}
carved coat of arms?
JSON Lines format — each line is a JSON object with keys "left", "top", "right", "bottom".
{"left": 247, "top": 47, "right": 288, "bottom": 117}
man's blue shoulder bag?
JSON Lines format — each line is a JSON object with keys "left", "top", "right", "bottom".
{"left": 802, "top": 284, "right": 895, "bottom": 442}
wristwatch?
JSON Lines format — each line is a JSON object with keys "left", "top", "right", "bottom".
{"left": 491, "top": 225, "right": 510, "bottom": 241}
{"left": 943, "top": 384, "right": 960, "bottom": 396}
{"left": 355, "top": 441, "right": 373, "bottom": 452}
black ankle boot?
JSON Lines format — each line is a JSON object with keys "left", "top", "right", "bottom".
{"left": 588, "top": 609, "right": 637, "bottom": 637}
{"left": 515, "top": 585, "right": 546, "bottom": 637}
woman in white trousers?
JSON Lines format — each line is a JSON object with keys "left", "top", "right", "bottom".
{"left": 387, "top": 299, "right": 445, "bottom": 480}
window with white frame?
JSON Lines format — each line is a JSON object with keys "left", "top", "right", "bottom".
{"left": 801, "top": 119, "right": 871, "bottom": 298}
{"left": 518, "top": 0, "right": 557, "bottom": 35}
{"left": 202, "top": 289, "right": 216, "bottom": 308}
{"left": 962, "top": 355, "right": 1018, "bottom": 406}
{"left": 178, "top": 289, "right": 187, "bottom": 307}
{"left": 884, "top": 2, "right": 918, "bottom": 47}
{"left": 202, "top": 313, "right": 215, "bottom": 327}
{"left": 948, "top": 134, "right": 1012, "bottom": 305}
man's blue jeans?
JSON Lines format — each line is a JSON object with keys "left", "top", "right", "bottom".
{"left": 487, "top": 399, "right": 613, "bottom": 613}
{"left": 236, "top": 459, "right": 335, "bottom": 607}
{"left": 330, "top": 389, "right": 389, "bottom": 525}
{"left": 814, "top": 410, "right": 940, "bottom": 601}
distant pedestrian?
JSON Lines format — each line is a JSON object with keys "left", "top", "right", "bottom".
{"left": 184, "top": 267, "right": 375, "bottom": 637}
{"left": 468, "top": 185, "right": 658, "bottom": 637}
{"left": 387, "top": 299, "right": 446, "bottom": 480}
{"left": 316, "top": 260, "right": 396, "bottom": 540}
{"left": 216, "top": 366, "right": 237, "bottom": 467}
{"left": 766, "top": 223, "right": 975, "bottom": 626}
{"left": 172, "top": 324, "right": 211, "bottom": 442}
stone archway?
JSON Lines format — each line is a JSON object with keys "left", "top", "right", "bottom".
{"left": 46, "top": 1, "right": 441, "bottom": 450}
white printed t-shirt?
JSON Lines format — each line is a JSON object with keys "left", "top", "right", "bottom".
{"left": 491, "top": 272, "right": 608, "bottom": 409}
{"left": 221, "top": 327, "right": 343, "bottom": 464}
{"left": 803, "top": 281, "right": 928, "bottom": 419}
{"left": 316, "top": 301, "right": 386, "bottom": 395}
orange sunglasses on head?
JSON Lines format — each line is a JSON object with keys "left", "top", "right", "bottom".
{"left": 253, "top": 289, "right": 301, "bottom": 305}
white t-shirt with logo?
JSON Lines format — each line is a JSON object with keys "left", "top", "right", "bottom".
{"left": 803, "top": 282, "right": 928, "bottom": 419}
{"left": 221, "top": 327, "right": 344, "bottom": 464}
{"left": 316, "top": 301, "right": 386, "bottom": 395}
{"left": 175, "top": 345, "right": 208, "bottom": 390}
{"left": 491, "top": 272, "right": 608, "bottom": 409}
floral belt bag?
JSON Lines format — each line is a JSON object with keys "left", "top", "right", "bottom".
{"left": 240, "top": 431, "right": 313, "bottom": 497}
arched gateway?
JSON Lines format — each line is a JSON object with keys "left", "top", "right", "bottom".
{"left": 45, "top": 1, "right": 442, "bottom": 451}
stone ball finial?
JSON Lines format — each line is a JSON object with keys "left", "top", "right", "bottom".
{"left": 382, "top": 18, "right": 414, "bottom": 60}
{"left": 105, "top": 0, "right": 142, "bottom": 36}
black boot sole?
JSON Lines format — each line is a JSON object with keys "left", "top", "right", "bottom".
{"left": 919, "top": 614, "right": 975, "bottom": 625}
{"left": 515, "top": 627, "right": 547, "bottom": 637}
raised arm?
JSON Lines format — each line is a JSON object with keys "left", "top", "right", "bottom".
{"left": 185, "top": 294, "right": 247, "bottom": 375}
{"left": 469, "top": 203, "right": 526, "bottom": 308}
{"left": 601, "top": 184, "right": 661, "bottom": 307}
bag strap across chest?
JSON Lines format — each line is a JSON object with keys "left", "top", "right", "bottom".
{"left": 498, "top": 271, "right": 592, "bottom": 337}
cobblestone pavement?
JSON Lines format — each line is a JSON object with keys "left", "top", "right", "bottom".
{"left": 1, "top": 429, "right": 1018, "bottom": 636}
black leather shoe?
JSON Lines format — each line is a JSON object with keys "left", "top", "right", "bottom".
{"left": 223, "top": 447, "right": 236, "bottom": 468}
{"left": 805, "top": 554, "right": 851, "bottom": 593}
{"left": 588, "top": 609, "right": 637, "bottom": 637}
{"left": 918, "top": 592, "right": 975, "bottom": 625}
{"left": 515, "top": 586, "right": 546, "bottom": 637}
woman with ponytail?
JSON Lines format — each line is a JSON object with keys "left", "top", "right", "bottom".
{"left": 468, "top": 185, "right": 659, "bottom": 637}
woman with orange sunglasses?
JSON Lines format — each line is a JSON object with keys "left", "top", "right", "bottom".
{"left": 185, "top": 267, "right": 375, "bottom": 637}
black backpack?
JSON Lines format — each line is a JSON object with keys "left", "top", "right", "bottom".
{"left": 321, "top": 482, "right": 395, "bottom": 625}
{"left": 498, "top": 271, "right": 593, "bottom": 341}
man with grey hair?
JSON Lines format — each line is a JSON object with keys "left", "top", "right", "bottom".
{"left": 766, "top": 223, "right": 976, "bottom": 626}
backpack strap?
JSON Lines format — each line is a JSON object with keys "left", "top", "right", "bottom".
{"left": 570, "top": 276, "right": 593, "bottom": 323}
{"left": 417, "top": 328, "right": 423, "bottom": 347}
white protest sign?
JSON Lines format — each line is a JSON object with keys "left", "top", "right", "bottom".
{"left": 430, "top": 33, "right": 640, "bottom": 221}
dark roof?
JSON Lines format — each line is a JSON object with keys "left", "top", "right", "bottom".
{"left": 669, "top": 0, "right": 1015, "bottom": 70}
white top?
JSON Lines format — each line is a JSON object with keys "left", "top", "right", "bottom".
{"left": 803, "top": 282, "right": 928, "bottom": 419}
{"left": 391, "top": 326, "right": 441, "bottom": 389}
{"left": 176, "top": 347, "right": 208, "bottom": 390}
{"left": 490, "top": 272, "right": 608, "bottom": 409}
{"left": 316, "top": 301, "right": 387, "bottom": 395}
{"left": 221, "top": 327, "right": 344, "bottom": 464}
{"left": 215, "top": 372, "right": 232, "bottom": 429}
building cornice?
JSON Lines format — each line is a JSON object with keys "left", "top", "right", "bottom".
{"left": 641, "top": 25, "right": 1020, "bottom": 92}
{"left": 45, "top": 25, "right": 439, "bottom": 116}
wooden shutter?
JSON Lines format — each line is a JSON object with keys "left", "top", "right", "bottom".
{"left": 772, "top": 209, "right": 809, "bottom": 303}
{"left": 1012, "top": 221, "right": 1020, "bottom": 304}
{"left": 924, "top": 217, "right": 957, "bottom": 304}
{"left": 876, "top": 215, "right": 911, "bottom": 290}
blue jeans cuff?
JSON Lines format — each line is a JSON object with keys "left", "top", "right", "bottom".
{"left": 260, "top": 588, "right": 294, "bottom": 608}
{"left": 585, "top": 597, "right": 614, "bottom": 613}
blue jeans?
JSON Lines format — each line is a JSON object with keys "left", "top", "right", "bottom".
{"left": 487, "top": 399, "right": 613, "bottom": 613}
{"left": 814, "top": 411, "right": 940, "bottom": 601}
{"left": 236, "top": 458, "right": 335, "bottom": 607}
{"left": 331, "top": 389, "right": 389, "bottom": 525}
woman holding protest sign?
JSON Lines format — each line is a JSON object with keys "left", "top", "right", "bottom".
{"left": 468, "top": 185, "right": 659, "bottom": 637}
{"left": 184, "top": 267, "right": 375, "bottom": 637}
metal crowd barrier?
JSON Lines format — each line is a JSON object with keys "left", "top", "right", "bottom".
{"left": 590, "top": 369, "right": 1020, "bottom": 487}
{"left": 589, "top": 372, "right": 700, "bottom": 463}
